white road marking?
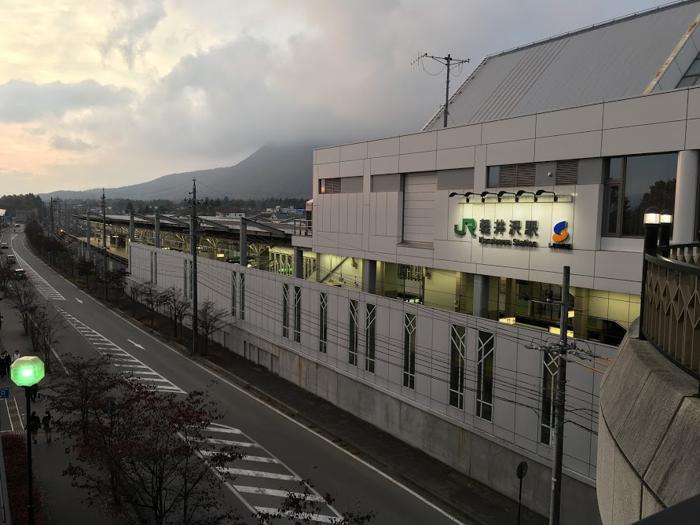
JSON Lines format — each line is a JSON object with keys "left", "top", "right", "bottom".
{"left": 10, "top": 246, "right": 65, "bottom": 301}
{"left": 234, "top": 485, "right": 325, "bottom": 502}
{"left": 253, "top": 507, "right": 339, "bottom": 524}
{"left": 205, "top": 426, "right": 243, "bottom": 435}
{"left": 75, "top": 298, "right": 83, "bottom": 304}
{"left": 241, "top": 455, "right": 280, "bottom": 464}
{"left": 22, "top": 239, "right": 466, "bottom": 525}
{"left": 127, "top": 339, "right": 145, "bottom": 350}
{"left": 218, "top": 468, "right": 299, "bottom": 482}
{"left": 55, "top": 306, "right": 185, "bottom": 394}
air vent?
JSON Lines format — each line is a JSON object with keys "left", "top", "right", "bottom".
{"left": 499, "top": 165, "right": 517, "bottom": 187}
{"left": 555, "top": 160, "right": 578, "bottom": 185}
{"left": 516, "top": 163, "right": 535, "bottom": 186}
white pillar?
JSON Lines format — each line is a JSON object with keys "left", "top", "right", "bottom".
{"left": 362, "top": 259, "right": 377, "bottom": 294}
{"left": 473, "top": 274, "right": 489, "bottom": 318}
{"left": 672, "top": 150, "right": 698, "bottom": 244}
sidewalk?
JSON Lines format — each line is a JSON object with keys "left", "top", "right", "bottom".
{"left": 0, "top": 297, "right": 126, "bottom": 525}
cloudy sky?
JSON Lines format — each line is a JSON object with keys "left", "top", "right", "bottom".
{"left": 0, "top": 0, "right": 663, "bottom": 194}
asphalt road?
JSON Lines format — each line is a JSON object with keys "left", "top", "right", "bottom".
{"left": 9, "top": 229, "right": 466, "bottom": 525}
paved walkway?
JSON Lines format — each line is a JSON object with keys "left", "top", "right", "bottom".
{"left": 0, "top": 297, "right": 126, "bottom": 525}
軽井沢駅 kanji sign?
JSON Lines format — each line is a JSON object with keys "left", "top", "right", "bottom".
{"left": 453, "top": 217, "right": 572, "bottom": 249}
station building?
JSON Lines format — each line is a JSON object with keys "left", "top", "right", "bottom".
{"left": 128, "top": 2, "right": 700, "bottom": 522}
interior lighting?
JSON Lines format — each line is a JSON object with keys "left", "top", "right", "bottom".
{"left": 535, "top": 189, "right": 558, "bottom": 202}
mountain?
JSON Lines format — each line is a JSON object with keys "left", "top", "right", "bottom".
{"left": 44, "top": 143, "right": 315, "bottom": 201}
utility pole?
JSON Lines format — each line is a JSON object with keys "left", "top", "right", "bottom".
{"left": 189, "top": 179, "right": 199, "bottom": 355}
{"left": 414, "top": 52, "right": 469, "bottom": 128}
{"left": 49, "top": 197, "right": 54, "bottom": 233}
{"left": 101, "top": 189, "right": 108, "bottom": 300}
{"left": 549, "top": 265, "right": 570, "bottom": 525}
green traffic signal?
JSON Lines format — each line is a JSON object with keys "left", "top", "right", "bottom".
{"left": 10, "top": 356, "right": 45, "bottom": 387}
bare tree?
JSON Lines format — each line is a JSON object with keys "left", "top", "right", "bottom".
{"left": 197, "top": 300, "right": 226, "bottom": 354}
{"left": 139, "top": 282, "right": 161, "bottom": 325}
{"left": 0, "top": 258, "right": 13, "bottom": 296}
{"left": 13, "top": 280, "right": 37, "bottom": 335}
{"left": 161, "top": 287, "right": 190, "bottom": 338}
{"left": 30, "top": 302, "right": 65, "bottom": 373}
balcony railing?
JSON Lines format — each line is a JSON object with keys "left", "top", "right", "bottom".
{"left": 641, "top": 250, "right": 700, "bottom": 378}
{"left": 293, "top": 218, "right": 312, "bottom": 237}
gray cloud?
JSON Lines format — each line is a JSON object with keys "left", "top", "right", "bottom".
{"left": 100, "top": 0, "right": 166, "bottom": 69}
{"left": 50, "top": 135, "right": 97, "bottom": 151}
{"left": 0, "top": 80, "right": 133, "bottom": 123}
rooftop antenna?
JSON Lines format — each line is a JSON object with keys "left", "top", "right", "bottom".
{"left": 413, "top": 52, "right": 470, "bottom": 128}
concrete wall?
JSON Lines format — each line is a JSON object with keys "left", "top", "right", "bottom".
{"left": 597, "top": 326, "right": 700, "bottom": 524}
{"left": 312, "top": 87, "right": 700, "bottom": 296}
{"left": 130, "top": 242, "right": 617, "bottom": 524}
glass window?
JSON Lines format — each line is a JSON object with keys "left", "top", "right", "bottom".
{"left": 476, "top": 330, "right": 494, "bottom": 421}
{"left": 677, "top": 54, "right": 700, "bottom": 88}
{"left": 449, "top": 324, "right": 466, "bottom": 409}
{"left": 349, "top": 300, "right": 358, "bottom": 365}
{"left": 603, "top": 153, "right": 677, "bottom": 237}
{"left": 239, "top": 274, "right": 245, "bottom": 320}
{"left": 365, "top": 304, "right": 376, "bottom": 373}
{"left": 487, "top": 166, "right": 499, "bottom": 188}
{"left": 540, "top": 352, "right": 557, "bottom": 445}
{"left": 403, "top": 313, "right": 416, "bottom": 389}
{"left": 319, "top": 292, "right": 328, "bottom": 353}
{"left": 293, "top": 286, "right": 301, "bottom": 343}
{"left": 231, "top": 271, "right": 237, "bottom": 318}
{"left": 282, "top": 284, "right": 289, "bottom": 338}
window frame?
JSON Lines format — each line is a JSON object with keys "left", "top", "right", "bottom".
{"left": 349, "top": 300, "right": 359, "bottom": 365}
{"left": 476, "top": 330, "right": 495, "bottom": 421}
{"left": 603, "top": 156, "right": 626, "bottom": 237}
{"left": 540, "top": 352, "right": 558, "bottom": 445}
{"left": 448, "top": 324, "right": 466, "bottom": 409}
{"left": 365, "top": 304, "right": 376, "bottom": 373}
{"left": 282, "top": 284, "right": 290, "bottom": 338}
{"left": 293, "top": 286, "right": 301, "bottom": 343}
{"left": 403, "top": 313, "right": 416, "bottom": 389}
{"left": 319, "top": 292, "right": 328, "bottom": 353}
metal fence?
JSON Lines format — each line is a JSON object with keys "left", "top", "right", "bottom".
{"left": 642, "top": 250, "right": 700, "bottom": 378}
{"left": 292, "top": 218, "right": 312, "bottom": 237}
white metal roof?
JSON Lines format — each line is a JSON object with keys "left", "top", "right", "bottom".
{"left": 424, "top": 0, "right": 700, "bottom": 130}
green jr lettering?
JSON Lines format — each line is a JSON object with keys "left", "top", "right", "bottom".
{"left": 454, "top": 218, "right": 476, "bottom": 237}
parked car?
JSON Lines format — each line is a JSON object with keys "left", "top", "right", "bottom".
{"left": 6, "top": 255, "right": 16, "bottom": 265}
{"left": 13, "top": 268, "right": 26, "bottom": 280}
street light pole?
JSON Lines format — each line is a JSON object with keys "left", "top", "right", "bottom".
{"left": 24, "top": 387, "right": 34, "bottom": 525}
{"left": 10, "top": 356, "right": 45, "bottom": 525}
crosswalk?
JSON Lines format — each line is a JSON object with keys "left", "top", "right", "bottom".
{"left": 12, "top": 250, "right": 65, "bottom": 301}
{"left": 200, "top": 422, "right": 343, "bottom": 523}
{"left": 57, "top": 307, "right": 186, "bottom": 394}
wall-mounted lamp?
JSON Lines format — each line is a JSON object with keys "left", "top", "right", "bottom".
{"left": 497, "top": 191, "right": 516, "bottom": 202}
{"left": 659, "top": 210, "right": 673, "bottom": 224}
{"left": 448, "top": 192, "right": 459, "bottom": 197}
{"left": 535, "top": 189, "right": 558, "bottom": 202}
{"left": 515, "top": 190, "right": 535, "bottom": 202}
{"left": 448, "top": 191, "right": 477, "bottom": 203}
{"left": 643, "top": 207, "right": 660, "bottom": 225}
{"left": 480, "top": 191, "right": 498, "bottom": 203}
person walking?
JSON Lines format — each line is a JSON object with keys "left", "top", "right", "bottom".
{"left": 12, "top": 350, "right": 20, "bottom": 363}
{"left": 2, "top": 352, "right": 10, "bottom": 378}
{"left": 41, "top": 411, "right": 52, "bottom": 444}
{"left": 28, "top": 411, "right": 40, "bottom": 445}
{"left": 0, "top": 351, "right": 7, "bottom": 379}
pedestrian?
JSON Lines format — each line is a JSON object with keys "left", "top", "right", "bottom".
{"left": 0, "top": 351, "right": 6, "bottom": 379}
{"left": 2, "top": 352, "right": 10, "bottom": 378}
{"left": 28, "top": 384, "right": 38, "bottom": 402}
{"left": 12, "top": 350, "right": 20, "bottom": 362}
{"left": 41, "top": 411, "right": 52, "bottom": 444}
{"left": 28, "top": 411, "right": 40, "bottom": 445}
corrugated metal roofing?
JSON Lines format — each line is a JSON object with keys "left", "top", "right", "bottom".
{"left": 424, "top": 0, "right": 700, "bottom": 130}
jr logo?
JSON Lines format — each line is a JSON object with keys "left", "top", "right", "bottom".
{"left": 454, "top": 218, "right": 476, "bottom": 237}
{"left": 552, "top": 220, "right": 569, "bottom": 243}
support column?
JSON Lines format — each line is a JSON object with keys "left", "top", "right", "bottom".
{"left": 473, "top": 274, "right": 489, "bottom": 318}
{"left": 672, "top": 149, "right": 699, "bottom": 244}
{"left": 154, "top": 208, "right": 161, "bottom": 248}
{"left": 239, "top": 219, "right": 248, "bottom": 267}
{"left": 362, "top": 259, "right": 377, "bottom": 294}
{"left": 129, "top": 210, "right": 135, "bottom": 242}
{"left": 293, "top": 247, "right": 304, "bottom": 279}
{"left": 85, "top": 212, "right": 91, "bottom": 261}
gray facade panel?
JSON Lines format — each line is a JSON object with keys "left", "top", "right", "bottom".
{"left": 340, "top": 176, "right": 363, "bottom": 193}
{"left": 371, "top": 174, "right": 401, "bottom": 192}
{"left": 535, "top": 161, "right": 557, "bottom": 186}
{"left": 437, "top": 168, "right": 475, "bottom": 190}
{"left": 579, "top": 158, "right": 604, "bottom": 185}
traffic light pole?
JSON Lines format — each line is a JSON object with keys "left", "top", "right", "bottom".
{"left": 25, "top": 387, "right": 34, "bottom": 525}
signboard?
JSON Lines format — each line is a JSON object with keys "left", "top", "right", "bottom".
{"left": 0, "top": 387, "right": 10, "bottom": 399}
{"left": 452, "top": 199, "right": 573, "bottom": 250}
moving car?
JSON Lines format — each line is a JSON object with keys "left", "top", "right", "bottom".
{"left": 13, "top": 268, "right": 26, "bottom": 280}
{"left": 0, "top": 243, "right": 7, "bottom": 249}
{"left": 6, "top": 255, "right": 16, "bottom": 265}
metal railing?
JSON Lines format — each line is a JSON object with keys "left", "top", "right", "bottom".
{"left": 669, "top": 242, "right": 700, "bottom": 265}
{"left": 292, "top": 218, "right": 312, "bottom": 237}
{"left": 641, "top": 251, "right": 700, "bottom": 378}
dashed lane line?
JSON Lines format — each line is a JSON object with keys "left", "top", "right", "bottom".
{"left": 56, "top": 306, "right": 186, "bottom": 395}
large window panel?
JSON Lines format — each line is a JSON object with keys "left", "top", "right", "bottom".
{"left": 604, "top": 153, "right": 677, "bottom": 237}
